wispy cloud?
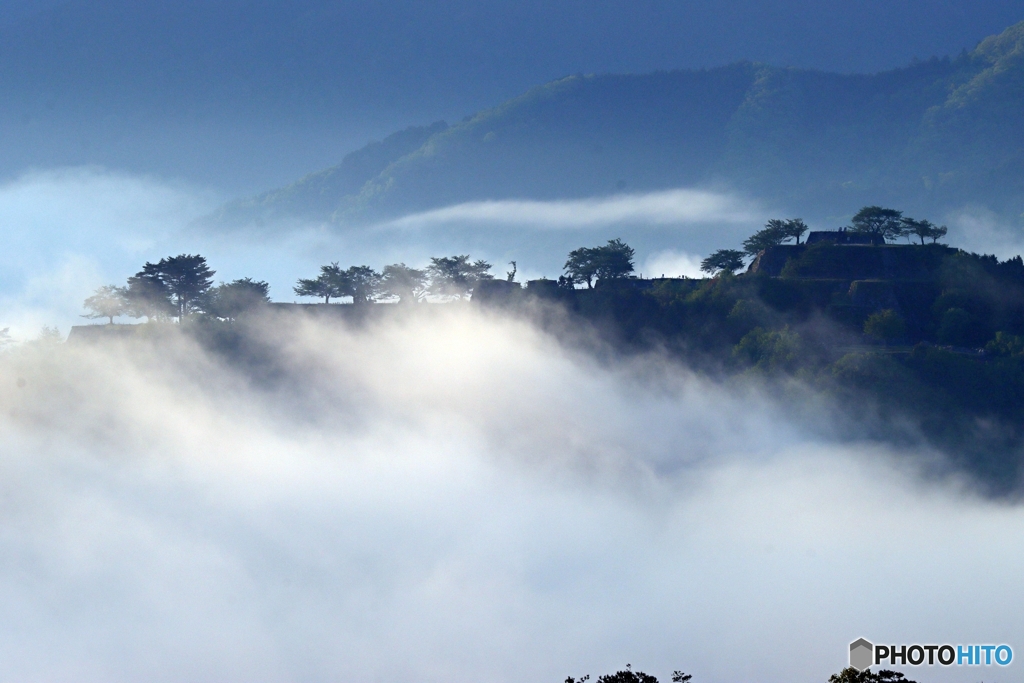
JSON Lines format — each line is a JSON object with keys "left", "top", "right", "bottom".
{"left": 945, "top": 206, "right": 1024, "bottom": 258}
{"left": 386, "top": 189, "right": 760, "bottom": 230}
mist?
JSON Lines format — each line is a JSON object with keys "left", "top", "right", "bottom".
{"left": 0, "top": 307, "right": 1021, "bottom": 682}
{"left": 0, "top": 170, "right": 770, "bottom": 334}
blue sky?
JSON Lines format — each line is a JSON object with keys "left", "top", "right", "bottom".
{"left": 1, "top": 0, "right": 1021, "bottom": 191}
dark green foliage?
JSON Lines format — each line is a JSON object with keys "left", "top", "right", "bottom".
{"left": 700, "top": 249, "right": 745, "bottom": 275}
{"left": 864, "top": 309, "right": 906, "bottom": 343}
{"left": 294, "top": 263, "right": 383, "bottom": 303}
{"left": 936, "top": 307, "right": 972, "bottom": 345}
{"left": 850, "top": 206, "right": 905, "bottom": 242}
{"left": 426, "top": 255, "right": 493, "bottom": 299}
{"left": 743, "top": 218, "right": 808, "bottom": 256}
{"left": 986, "top": 331, "right": 1024, "bottom": 356}
{"left": 294, "top": 262, "right": 347, "bottom": 303}
{"left": 726, "top": 298, "right": 773, "bottom": 331}
{"left": 126, "top": 255, "right": 214, "bottom": 321}
{"left": 743, "top": 219, "right": 789, "bottom": 255}
{"left": 782, "top": 218, "right": 809, "bottom": 245}
{"left": 207, "top": 278, "right": 271, "bottom": 320}
{"left": 828, "top": 667, "right": 918, "bottom": 683}
{"left": 597, "top": 669, "right": 658, "bottom": 683}
{"left": 595, "top": 239, "right": 636, "bottom": 283}
{"left": 733, "top": 326, "right": 801, "bottom": 374}
{"left": 564, "top": 239, "right": 636, "bottom": 288}
{"left": 346, "top": 266, "right": 382, "bottom": 304}
{"left": 510, "top": 235, "right": 1024, "bottom": 492}
{"left": 125, "top": 270, "right": 175, "bottom": 320}
{"left": 902, "top": 218, "right": 947, "bottom": 245}
{"left": 564, "top": 247, "right": 600, "bottom": 288}
{"left": 565, "top": 666, "right": 690, "bottom": 683}
{"left": 150, "top": 254, "right": 216, "bottom": 320}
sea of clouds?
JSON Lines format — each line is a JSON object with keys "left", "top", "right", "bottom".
{"left": 1, "top": 167, "right": 1024, "bottom": 682}
{"left": 0, "top": 307, "right": 1022, "bottom": 683}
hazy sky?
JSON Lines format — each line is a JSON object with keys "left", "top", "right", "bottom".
{"left": 1, "top": 1, "right": 1021, "bottom": 191}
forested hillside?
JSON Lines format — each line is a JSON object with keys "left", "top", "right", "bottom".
{"left": 218, "top": 20, "right": 1024, "bottom": 226}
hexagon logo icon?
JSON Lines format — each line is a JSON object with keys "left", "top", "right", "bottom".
{"left": 850, "top": 638, "right": 874, "bottom": 671}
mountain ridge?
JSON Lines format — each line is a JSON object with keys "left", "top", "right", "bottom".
{"left": 216, "top": 20, "right": 1024, "bottom": 228}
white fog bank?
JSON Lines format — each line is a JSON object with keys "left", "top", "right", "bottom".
{"left": 0, "top": 307, "right": 1020, "bottom": 683}
{"left": 0, "top": 170, "right": 764, "bottom": 336}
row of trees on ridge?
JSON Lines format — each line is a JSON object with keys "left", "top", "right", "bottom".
{"left": 291, "top": 239, "right": 637, "bottom": 304}
{"left": 293, "top": 256, "right": 495, "bottom": 304}
{"left": 81, "top": 207, "right": 944, "bottom": 322}
{"left": 700, "top": 206, "right": 948, "bottom": 275}
{"left": 83, "top": 255, "right": 269, "bottom": 323}
{"left": 82, "top": 240, "right": 643, "bottom": 322}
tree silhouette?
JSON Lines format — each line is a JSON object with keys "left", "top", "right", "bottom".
{"left": 567, "top": 664, "right": 688, "bottom": 683}
{"left": 131, "top": 254, "right": 215, "bottom": 320}
{"left": 850, "top": 206, "right": 905, "bottom": 242}
{"left": 597, "top": 669, "right": 658, "bottom": 683}
{"left": 902, "top": 217, "right": 947, "bottom": 245}
{"left": 863, "top": 309, "right": 906, "bottom": 343}
{"left": 381, "top": 263, "right": 428, "bottom": 303}
{"left": 743, "top": 218, "right": 808, "bottom": 256}
{"left": 828, "top": 667, "right": 917, "bottom": 683}
{"left": 594, "top": 238, "right": 636, "bottom": 282}
{"left": 207, "top": 278, "right": 270, "bottom": 320}
{"left": 902, "top": 217, "right": 927, "bottom": 244}
{"left": 743, "top": 219, "right": 789, "bottom": 255}
{"left": 346, "top": 265, "right": 382, "bottom": 304}
{"left": 564, "top": 246, "right": 601, "bottom": 288}
{"left": 782, "top": 218, "right": 809, "bottom": 244}
{"left": 929, "top": 224, "right": 948, "bottom": 243}
{"left": 564, "top": 239, "right": 635, "bottom": 288}
{"left": 700, "top": 249, "right": 745, "bottom": 275}
{"left": 426, "top": 255, "right": 493, "bottom": 299}
{"left": 295, "top": 262, "right": 347, "bottom": 303}
{"left": 124, "top": 269, "right": 174, "bottom": 320}
{"left": 83, "top": 285, "right": 128, "bottom": 324}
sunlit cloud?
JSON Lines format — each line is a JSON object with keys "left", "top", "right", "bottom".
{"left": 945, "top": 206, "right": 1024, "bottom": 259}
{"left": 385, "top": 189, "right": 760, "bottom": 230}
{"left": 642, "top": 249, "right": 706, "bottom": 279}
{"left": 0, "top": 309, "right": 1018, "bottom": 683}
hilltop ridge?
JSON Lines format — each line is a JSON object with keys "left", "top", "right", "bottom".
{"left": 213, "top": 20, "right": 1024, "bottom": 228}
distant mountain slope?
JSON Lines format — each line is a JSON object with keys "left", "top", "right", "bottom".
{"left": 220, "top": 20, "right": 1024, "bottom": 227}
{"left": 214, "top": 121, "right": 448, "bottom": 224}
{"left": 913, "top": 20, "right": 1024, "bottom": 204}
